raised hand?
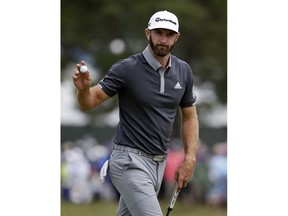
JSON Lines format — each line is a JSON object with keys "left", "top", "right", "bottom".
{"left": 73, "top": 61, "right": 92, "bottom": 91}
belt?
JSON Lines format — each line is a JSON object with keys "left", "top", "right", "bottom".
{"left": 113, "top": 144, "right": 167, "bottom": 162}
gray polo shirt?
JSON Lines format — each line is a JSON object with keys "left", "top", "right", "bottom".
{"left": 98, "top": 46, "right": 196, "bottom": 155}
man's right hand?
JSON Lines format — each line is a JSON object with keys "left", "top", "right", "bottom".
{"left": 73, "top": 61, "right": 92, "bottom": 91}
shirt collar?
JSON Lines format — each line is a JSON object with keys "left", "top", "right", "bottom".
{"left": 142, "top": 46, "right": 171, "bottom": 71}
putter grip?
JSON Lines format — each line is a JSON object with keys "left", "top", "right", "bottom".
{"left": 168, "top": 183, "right": 180, "bottom": 209}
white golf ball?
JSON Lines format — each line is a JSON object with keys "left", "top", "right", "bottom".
{"left": 80, "top": 65, "right": 88, "bottom": 73}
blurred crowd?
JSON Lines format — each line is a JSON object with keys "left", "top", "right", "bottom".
{"left": 61, "top": 136, "right": 227, "bottom": 208}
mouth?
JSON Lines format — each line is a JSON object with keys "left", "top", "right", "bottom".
{"left": 157, "top": 45, "right": 168, "bottom": 48}
{"left": 156, "top": 45, "right": 169, "bottom": 51}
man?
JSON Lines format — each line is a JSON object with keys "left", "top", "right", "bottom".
{"left": 73, "top": 10, "right": 199, "bottom": 216}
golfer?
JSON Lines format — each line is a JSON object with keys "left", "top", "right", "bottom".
{"left": 73, "top": 10, "right": 199, "bottom": 216}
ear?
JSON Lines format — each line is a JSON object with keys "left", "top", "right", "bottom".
{"left": 144, "top": 28, "right": 151, "bottom": 40}
{"left": 175, "top": 33, "right": 180, "bottom": 42}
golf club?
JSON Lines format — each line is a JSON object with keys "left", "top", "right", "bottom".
{"left": 165, "top": 183, "right": 180, "bottom": 216}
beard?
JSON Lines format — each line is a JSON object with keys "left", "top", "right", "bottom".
{"left": 149, "top": 35, "right": 175, "bottom": 57}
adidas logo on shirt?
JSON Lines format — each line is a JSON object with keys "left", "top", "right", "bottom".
{"left": 174, "top": 82, "right": 182, "bottom": 89}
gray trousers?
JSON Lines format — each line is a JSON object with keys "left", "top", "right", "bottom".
{"left": 108, "top": 145, "right": 166, "bottom": 216}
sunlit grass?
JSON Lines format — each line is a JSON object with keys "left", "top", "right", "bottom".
{"left": 61, "top": 199, "right": 227, "bottom": 216}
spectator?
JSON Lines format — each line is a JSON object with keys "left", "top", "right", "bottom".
{"left": 206, "top": 142, "right": 227, "bottom": 207}
{"left": 61, "top": 142, "right": 93, "bottom": 204}
{"left": 189, "top": 141, "right": 211, "bottom": 203}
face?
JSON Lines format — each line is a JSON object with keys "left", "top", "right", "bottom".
{"left": 145, "top": 28, "right": 180, "bottom": 57}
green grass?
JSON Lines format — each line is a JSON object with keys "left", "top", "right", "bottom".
{"left": 61, "top": 199, "right": 227, "bottom": 216}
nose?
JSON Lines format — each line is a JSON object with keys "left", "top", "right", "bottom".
{"left": 159, "top": 35, "right": 168, "bottom": 44}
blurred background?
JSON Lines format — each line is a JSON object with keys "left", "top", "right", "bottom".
{"left": 61, "top": 0, "right": 227, "bottom": 215}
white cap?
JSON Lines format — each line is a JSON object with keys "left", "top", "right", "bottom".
{"left": 147, "top": 10, "right": 179, "bottom": 33}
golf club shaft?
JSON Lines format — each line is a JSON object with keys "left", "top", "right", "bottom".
{"left": 166, "top": 183, "right": 180, "bottom": 216}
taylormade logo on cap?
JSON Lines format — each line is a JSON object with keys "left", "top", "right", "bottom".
{"left": 148, "top": 10, "right": 179, "bottom": 33}
{"left": 155, "top": 17, "right": 177, "bottom": 25}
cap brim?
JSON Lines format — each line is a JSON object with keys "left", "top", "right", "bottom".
{"left": 148, "top": 26, "right": 179, "bottom": 34}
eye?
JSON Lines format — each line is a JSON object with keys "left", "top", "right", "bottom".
{"left": 167, "top": 32, "right": 175, "bottom": 38}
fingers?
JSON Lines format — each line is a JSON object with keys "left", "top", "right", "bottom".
{"left": 73, "top": 69, "right": 91, "bottom": 81}
{"left": 174, "top": 169, "right": 191, "bottom": 190}
{"left": 73, "top": 68, "right": 83, "bottom": 80}
{"left": 173, "top": 178, "right": 183, "bottom": 192}
{"left": 76, "top": 61, "right": 88, "bottom": 72}
{"left": 73, "top": 61, "right": 92, "bottom": 91}
{"left": 175, "top": 176, "right": 188, "bottom": 190}
{"left": 73, "top": 69, "right": 80, "bottom": 80}
{"left": 74, "top": 61, "right": 90, "bottom": 78}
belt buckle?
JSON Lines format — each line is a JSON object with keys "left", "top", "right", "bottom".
{"left": 153, "top": 154, "right": 167, "bottom": 162}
